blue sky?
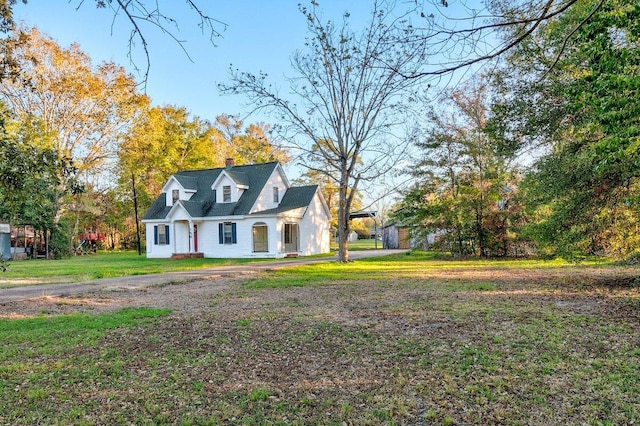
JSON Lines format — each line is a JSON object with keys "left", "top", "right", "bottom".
{"left": 12, "top": 1, "right": 486, "bottom": 205}
{"left": 12, "top": 1, "right": 376, "bottom": 123}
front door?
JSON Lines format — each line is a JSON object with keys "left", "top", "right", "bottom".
{"left": 283, "top": 223, "right": 299, "bottom": 253}
{"left": 193, "top": 224, "right": 198, "bottom": 252}
{"left": 253, "top": 223, "right": 268, "bottom": 252}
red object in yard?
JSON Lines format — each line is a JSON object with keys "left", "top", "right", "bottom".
{"left": 79, "top": 231, "right": 106, "bottom": 241}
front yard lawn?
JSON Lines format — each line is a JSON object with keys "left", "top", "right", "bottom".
{"left": 0, "top": 252, "right": 638, "bottom": 425}
{"left": 0, "top": 250, "right": 265, "bottom": 288}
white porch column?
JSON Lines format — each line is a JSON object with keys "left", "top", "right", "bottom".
{"left": 171, "top": 221, "right": 177, "bottom": 255}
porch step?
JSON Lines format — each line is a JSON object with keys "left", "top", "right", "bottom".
{"left": 284, "top": 253, "right": 299, "bottom": 258}
{"left": 171, "top": 253, "right": 204, "bottom": 259}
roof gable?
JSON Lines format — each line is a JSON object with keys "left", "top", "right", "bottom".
{"left": 162, "top": 175, "right": 199, "bottom": 194}
{"left": 252, "top": 185, "right": 326, "bottom": 216}
{"left": 211, "top": 169, "right": 249, "bottom": 191}
{"left": 143, "top": 162, "right": 285, "bottom": 221}
{"left": 229, "top": 162, "right": 279, "bottom": 215}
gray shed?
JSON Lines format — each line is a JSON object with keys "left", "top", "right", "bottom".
{"left": 0, "top": 224, "right": 10, "bottom": 260}
{"left": 382, "top": 223, "right": 411, "bottom": 249}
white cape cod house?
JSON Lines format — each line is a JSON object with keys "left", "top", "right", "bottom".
{"left": 142, "top": 160, "right": 331, "bottom": 258}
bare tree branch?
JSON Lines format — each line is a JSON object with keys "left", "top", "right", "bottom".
{"left": 87, "top": 0, "right": 227, "bottom": 88}
{"left": 391, "top": 0, "right": 599, "bottom": 80}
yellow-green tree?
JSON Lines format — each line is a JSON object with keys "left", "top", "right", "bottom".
{"left": 118, "top": 105, "right": 225, "bottom": 211}
{"left": 0, "top": 27, "right": 145, "bottom": 206}
{"left": 215, "top": 114, "right": 290, "bottom": 165}
{"left": 0, "top": 28, "right": 145, "bottom": 254}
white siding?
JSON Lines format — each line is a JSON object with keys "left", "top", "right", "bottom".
{"left": 145, "top": 222, "right": 173, "bottom": 258}
{"left": 250, "top": 167, "right": 288, "bottom": 213}
{"left": 297, "top": 191, "right": 331, "bottom": 255}
{"left": 198, "top": 217, "right": 280, "bottom": 258}
{"left": 213, "top": 174, "right": 245, "bottom": 203}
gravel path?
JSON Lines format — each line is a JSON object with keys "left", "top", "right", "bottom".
{"left": 0, "top": 250, "right": 406, "bottom": 306}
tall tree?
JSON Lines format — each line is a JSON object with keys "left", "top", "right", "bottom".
{"left": 488, "top": 0, "right": 640, "bottom": 257}
{"left": 215, "top": 115, "right": 291, "bottom": 165}
{"left": 0, "top": 104, "right": 76, "bottom": 256}
{"left": 220, "top": 1, "right": 429, "bottom": 262}
{"left": 0, "top": 27, "right": 145, "bottom": 191}
{"left": 395, "top": 78, "right": 521, "bottom": 256}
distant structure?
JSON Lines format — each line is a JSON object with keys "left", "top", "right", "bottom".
{"left": 0, "top": 224, "right": 10, "bottom": 260}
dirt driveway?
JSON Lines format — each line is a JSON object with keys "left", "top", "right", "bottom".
{"left": 0, "top": 250, "right": 406, "bottom": 313}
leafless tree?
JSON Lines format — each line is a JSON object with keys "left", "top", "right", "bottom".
{"left": 220, "top": 1, "right": 430, "bottom": 262}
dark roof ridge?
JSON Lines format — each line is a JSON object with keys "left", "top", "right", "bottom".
{"left": 174, "top": 161, "right": 280, "bottom": 175}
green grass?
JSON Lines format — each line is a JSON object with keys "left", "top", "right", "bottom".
{"left": 1, "top": 248, "right": 606, "bottom": 289}
{"left": 0, "top": 250, "right": 270, "bottom": 287}
{"left": 1, "top": 251, "right": 638, "bottom": 424}
{"left": 243, "top": 250, "right": 611, "bottom": 289}
{"left": 0, "top": 308, "right": 171, "bottom": 424}
{"left": 331, "top": 238, "right": 383, "bottom": 251}
{"left": 0, "top": 307, "right": 170, "bottom": 359}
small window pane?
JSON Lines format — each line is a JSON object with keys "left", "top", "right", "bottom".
{"left": 172, "top": 189, "right": 179, "bottom": 203}
{"left": 223, "top": 185, "right": 231, "bottom": 202}
{"left": 224, "top": 222, "right": 233, "bottom": 244}
{"left": 158, "top": 225, "right": 167, "bottom": 245}
{"left": 273, "top": 187, "right": 279, "bottom": 203}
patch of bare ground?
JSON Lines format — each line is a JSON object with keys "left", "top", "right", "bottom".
{"left": 2, "top": 265, "right": 639, "bottom": 424}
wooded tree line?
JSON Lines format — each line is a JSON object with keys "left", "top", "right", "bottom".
{"left": 0, "top": 27, "right": 289, "bottom": 257}
{"left": 393, "top": 0, "right": 640, "bottom": 259}
{"left": 0, "top": 0, "right": 637, "bottom": 261}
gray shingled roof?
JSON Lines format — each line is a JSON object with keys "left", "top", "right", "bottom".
{"left": 250, "top": 185, "right": 319, "bottom": 216}
{"left": 142, "top": 193, "right": 172, "bottom": 220}
{"left": 173, "top": 175, "right": 198, "bottom": 191}
{"left": 225, "top": 169, "right": 249, "bottom": 187}
{"left": 142, "top": 162, "right": 315, "bottom": 221}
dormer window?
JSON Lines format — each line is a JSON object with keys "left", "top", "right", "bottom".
{"left": 273, "top": 187, "right": 279, "bottom": 203}
{"left": 223, "top": 185, "right": 231, "bottom": 203}
{"left": 172, "top": 189, "right": 179, "bottom": 204}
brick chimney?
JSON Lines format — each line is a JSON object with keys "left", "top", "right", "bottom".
{"left": 225, "top": 158, "right": 235, "bottom": 168}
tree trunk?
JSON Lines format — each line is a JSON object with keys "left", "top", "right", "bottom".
{"left": 476, "top": 206, "right": 486, "bottom": 257}
{"left": 132, "top": 173, "right": 142, "bottom": 256}
{"left": 337, "top": 166, "right": 350, "bottom": 263}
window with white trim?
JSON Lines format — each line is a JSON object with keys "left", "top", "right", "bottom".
{"left": 253, "top": 223, "right": 268, "bottom": 252}
{"left": 273, "top": 186, "right": 279, "bottom": 203}
{"left": 218, "top": 222, "right": 237, "bottom": 245}
{"left": 154, "top": 225, "right": 170, "bottom": 245}
{"left": 224, "top": 222, "right": 233, "bottom": 244}
{"left": 223, "top": 185, "right": 231, "bottom": 202}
